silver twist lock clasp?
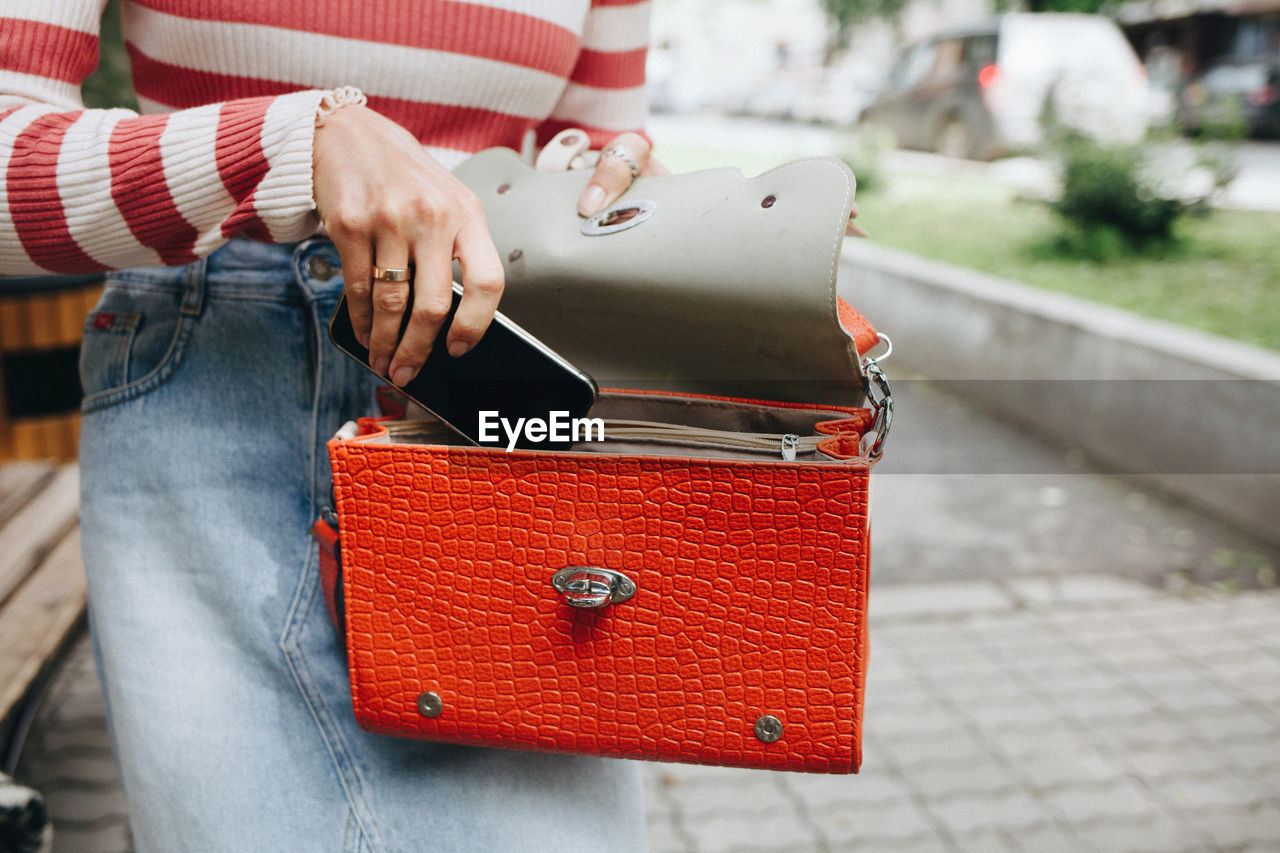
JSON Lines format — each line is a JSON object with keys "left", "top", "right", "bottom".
{"left": 550, "top": 567, "right": 637, "bottom": 609}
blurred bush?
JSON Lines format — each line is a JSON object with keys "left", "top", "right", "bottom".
{"left": 1043, "top": 133, "right": 1236, "bottom": 260}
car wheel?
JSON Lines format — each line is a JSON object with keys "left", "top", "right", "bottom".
{"left": 935, "top": 117, "right": 972, "bottom": 159}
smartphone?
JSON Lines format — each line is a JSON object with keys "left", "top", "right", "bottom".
{"left": 328, "top": 284, "right": 598, "bottom": 451}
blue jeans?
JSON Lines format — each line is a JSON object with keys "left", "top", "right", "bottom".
{"left": 78, "top": 237, "right": 645, "bottom": 852}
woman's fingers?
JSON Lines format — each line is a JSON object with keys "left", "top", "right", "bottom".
{"left": 330, "top": 232, "right": 373, "bottom": 347}
{"left": 578, "top": 131, "right": 651, "bottom": 217}
{"left": 387, "top": 246, "right": 451, "bottom": 386}
{"left": 847, "top": 200, "right": 869, "bottom": 238}
{"left": 314, "top": 105, "right": 506, "bottom": 381}
{"left": 447, "top": 216, "right": 505, "bottom": 357}
{"left": 367, "top": 241, "right": 412, "bottom": 377}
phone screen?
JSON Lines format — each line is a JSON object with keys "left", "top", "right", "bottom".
{"left": 328, "top": 285, "right": 598, "bottom": 451}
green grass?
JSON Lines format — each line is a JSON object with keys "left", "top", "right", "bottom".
{"left": 861, "top": 171, "right": 1280, "bottom": 352}
{"left": 656, "top": 141, "right": 1280, "bottom": 353}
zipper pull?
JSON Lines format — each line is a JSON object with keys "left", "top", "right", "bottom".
{"left": 781, "top": 433, "right": 799, "bottom": 462}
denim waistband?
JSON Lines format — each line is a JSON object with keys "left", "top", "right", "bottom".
{"left": 105, "top": 237, "right": 344, "bottom": 305}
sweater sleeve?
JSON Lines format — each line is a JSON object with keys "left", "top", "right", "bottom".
{"left": 0, "top": 1, "right": 325, "bottom": 275}
{"left": 537, "top": 0, "right": 652, "bottom": 149}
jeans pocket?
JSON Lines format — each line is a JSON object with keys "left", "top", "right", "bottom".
{"left": 80, "top": 279, "right": 194, "bottom": 413}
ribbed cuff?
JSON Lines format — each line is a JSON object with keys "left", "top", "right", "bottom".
{"left": 253, "top": 88, "right": 330, "bottom": 242}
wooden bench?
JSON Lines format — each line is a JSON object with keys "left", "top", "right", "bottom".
{"left": 0, "top": 460, "right": 86, "bottom": 773}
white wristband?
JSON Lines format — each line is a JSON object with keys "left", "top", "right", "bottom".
{"left": 315, "top": 86, "right": 367, "bottom": 126}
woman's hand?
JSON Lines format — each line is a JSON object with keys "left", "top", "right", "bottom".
{"left": 577, "top": 132, "right": 668, "bottom": 217}
{"left": 313, "top": 105, "right": 504, "bottom": 385}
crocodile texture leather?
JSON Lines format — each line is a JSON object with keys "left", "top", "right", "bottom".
{"left": 328, "top": 393, "right": 873, "bottom": 774}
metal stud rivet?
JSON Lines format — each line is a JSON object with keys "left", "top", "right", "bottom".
{"left": 761, "top": 195, "right": 777, "bottom": 209}
{"left": 754, "top": 715, "right": 783, "bottom": 743}
{"left": 307, "top": 255, "right": 337, "bottom": 281}
{"left": 497, "top": 183, "right": 511, "bottom": 194}
{"left": 508, "top": 249, "right": 523, "bottom": 263}
{"left": 417, "top": 691, "right": 444, "bottom": 718}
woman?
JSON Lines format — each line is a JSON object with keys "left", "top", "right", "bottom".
{"left": 0, "top": 1, "right": 660, "bottom": 849}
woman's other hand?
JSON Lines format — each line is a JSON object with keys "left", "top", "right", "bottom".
{"left": 577, "top": 132, "right": 668, "bottom": 217}
{"left": 313, "top": 105, "right": 504, "bottom": 385}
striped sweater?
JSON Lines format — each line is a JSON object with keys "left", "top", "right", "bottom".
{"left": 0, "top": 0, "right": 650, "bottom": 275}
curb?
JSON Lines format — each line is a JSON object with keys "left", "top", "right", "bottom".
{"left": 839, "top": 241, "right": 1280, "bottom": 546}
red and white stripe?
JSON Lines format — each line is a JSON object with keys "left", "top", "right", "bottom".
{"left": 0, "top": 0, "right": 650, "bottom": 274}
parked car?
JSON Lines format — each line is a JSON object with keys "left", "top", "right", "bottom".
{"left": 858, "top": 13, "right": 1150, "bottom": 159}
{"left": 1178, "top": 56, "right": 1280, "bottom": 138}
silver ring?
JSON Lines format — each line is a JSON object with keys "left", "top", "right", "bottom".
{"left": 601, "top": 145, "right": 640, "bottom": 178}
{"left": 371, "top": 266, "right": 411, "bottom": 282}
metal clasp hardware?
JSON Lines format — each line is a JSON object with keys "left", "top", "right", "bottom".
{"left": 860, "top": 335, "right": 893, "bottom": 462}
{"left": 781, "top": 434, "right": 799, "bottom": 462}
{"left": 580, "top": 200, "right": 657, "bottom": 236}
{"left": 550, "top": 567, "right": 637, "bottom": 609}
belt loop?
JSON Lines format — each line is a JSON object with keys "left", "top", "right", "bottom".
{"left": 180, "top": 254, "right": 209, "bottom": 318}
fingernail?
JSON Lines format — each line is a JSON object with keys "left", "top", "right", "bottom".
{"left": 372, "top": 357, "right": 389, "bottom": 376}
{"left": 391, "top": 366, "right": 413, "bottom": 385}
{"left": 448, "top": 340, "right": 471, "bottom": 358}
{"left": 579, "top": 185, "right": 605, "bottom": 216}
{"left": 357, "top": 330, "right": 370, "bottom": 348}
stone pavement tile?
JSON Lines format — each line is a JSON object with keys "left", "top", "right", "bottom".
{"left": 1183, "top": 706, "right": 1278, "bottom": 743}
{"left": 1088, "top": 716, "right": 1193, "bottom": 751}
{"left": 674, "top": 773, "right": 792, "bottom": 820}
{"left": 1185, "top": 806, "right": 1280, "bottom": 849}
{"left": 1044, "top": 778, "right": 1165, "bottom": 825}
{"left": 875, "top": 729, "right": 993, "bottom": 771}
{"left": 1123, "top": 742, "right": 1235, "bottom": 781}
{"left": 1216, "top": 735, "right": 1280, "bottom": 773}
{"left": 907, "top": 760, "right": 1020, "bottom": 800}
{"left": 782, "top": 767, "right": 911, "bottom": 809}
{"left": 980, "top": 721, "right": 1087, "bottom": 760}
{"left": 954, "top": 827, "right": 1019, "bottom": 853}
{"left": 1000, "top": 824, "right": 1082, "bottom": 853}
{"left": 869, "top": 581, "right": 1012, "bottom": 620}
{"left": 1006, "top": 574, "right": 1152, "bottom": 607}
{"left": 1016, "top": 661, "right": 1127, "bottom": 694}
{"left": 959, "top": 693, "right": 1068, "bottom": 731}
{"left": 809, "top": 797, "right": 939, "bottom": 847}
{"left": 1150, "top": 774, "right": 1274, "bottom": 813}
{"left": 682, "top": 809, "right": 821, "bottom": 853}
{"left": 926, "top": 790, "right": 1053, "bottom": 836}
{"left": 1045, "top": 609, "right": 1155, "bottom": 641}
{"left": 41, "top": 786, "right": 130, "bottom": 826}
{"left": 1069, "top": 815, "right": 1207, "bottom": 853}
{"left": 50, "top": 821, "right": 131, "bottom": 853}
{"left": 1041, "top": 685, "right": 1156, "bottom": 722}
{"left": 866, "top": 703, "right": 966, "bottom": 739}
{"left": 876, "top": 835, "right": 959, "bottom": 853}
{"left": 866, "top": 677, "right": 936, "bottom": 710}
{"left": 1123, "top": 666, "right": 1207, "bottom": 694}
{"left": 1138, "top": 680, "right": 1255, "bottom": 716}
{"left": 937, "top": 673, "right": 1029, "bottom": 705}
{"left": 1013, "top": 746, "right": 1128, "bottom": 791}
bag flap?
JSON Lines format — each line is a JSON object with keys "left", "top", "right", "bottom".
{"left": 453, "top": 148, "right": 870, "bottom": 404}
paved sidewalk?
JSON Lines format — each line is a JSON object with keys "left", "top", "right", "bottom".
{"left": 14, "top": 577, "right": 1280, "bottom": 852}
{"left": 645, "top": 579, "right": 1280, "bottom": 852}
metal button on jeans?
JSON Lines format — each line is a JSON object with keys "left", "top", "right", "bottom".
{"left": 307, "top": 255, "right": 338, "bottom": 281}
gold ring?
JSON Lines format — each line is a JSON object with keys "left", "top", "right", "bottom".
{"left": 371, "top": 266, "right": 411, "bottom": 282}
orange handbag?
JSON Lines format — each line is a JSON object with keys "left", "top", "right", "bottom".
{"left": 314, "top": 150, "right": 892, "bottom": 773}
{"left": 315, "top": 360, "right": 890, "bottom": 774}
